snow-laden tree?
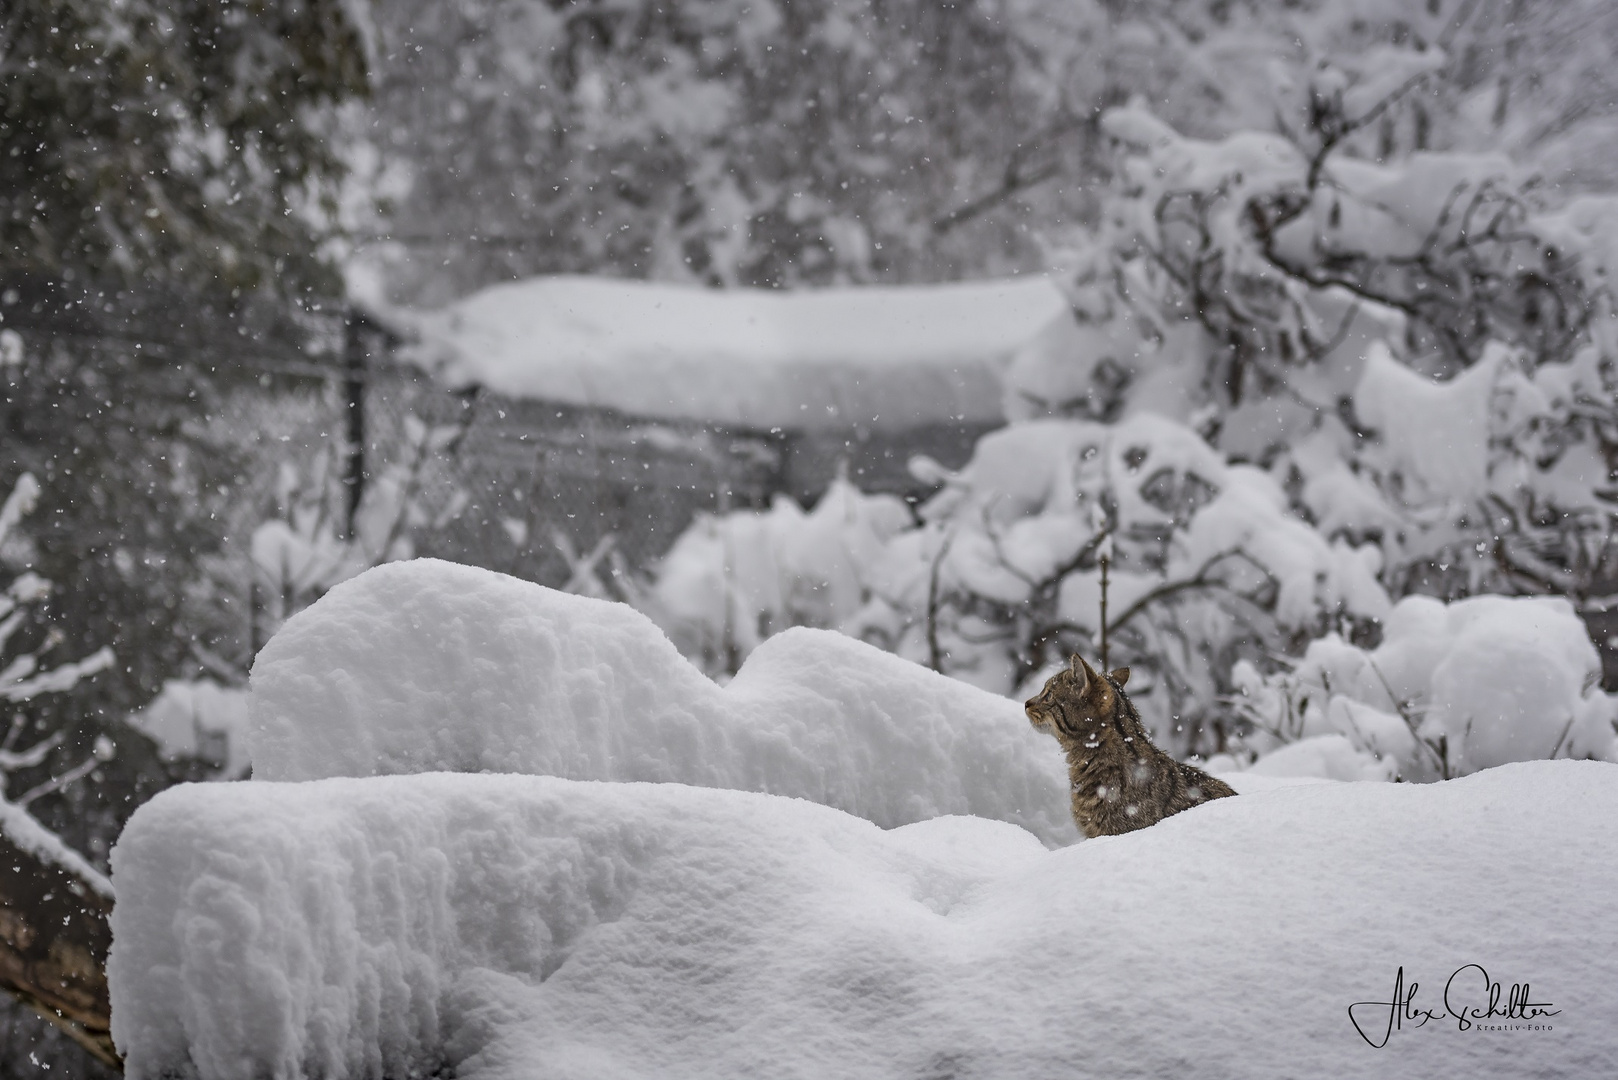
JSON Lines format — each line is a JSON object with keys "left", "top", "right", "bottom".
{"left": 2, "top": 0, "right": 376, "bottom": 726}
{"left": 646, "top": 0, "right": 1618, "bottom": 776}
{"left": 356, "top": 0, "right": 1618, "bottom": 306}
{"left": 0, "top": 473, "right": 120, "bottom": 1069}
{"left": 0, "top": 475, "right": 115, "bottom": 801}
{"left": 1043, "top": 36, "right": 1618, "bottom": 601}
{"left": 2, "top": 0, "right": 371, "bottom": 293}
{"left": 3, "top": 0, "right": 375, "bottom": 1041}
{"left": 354, "top": 0, "right": 1116, "bottom": 299}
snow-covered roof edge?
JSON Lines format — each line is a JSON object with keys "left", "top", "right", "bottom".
{"left": 369, "top": 275, "right": 1079, "bottom": 432}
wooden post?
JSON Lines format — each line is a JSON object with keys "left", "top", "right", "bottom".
{"left": 1100, "top": 550, "right": 1113, "bottom": 676}
{"left": 1098, "top": 534, "right": 1112, "bottom": 671}
{"left": 342, "top": 309, "right": 367, "bottom": 540}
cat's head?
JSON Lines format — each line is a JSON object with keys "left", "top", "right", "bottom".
{"left": 1024, "top": 655, "right": 1131, "bottom": 739}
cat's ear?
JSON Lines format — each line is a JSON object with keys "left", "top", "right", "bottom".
{"left": 1110, "top": 667, "right": 1130, "bottom": 687}
{"left": 1075, "top": 656, "right": 1111, "bottom": 706}
{"left": 1074, "top": 655, "right": 1102, "bottom": 685}
{"left": 1068, "top": 654, "right": 1089, "bottom": 689}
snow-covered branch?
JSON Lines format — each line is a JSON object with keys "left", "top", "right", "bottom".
{"left": 0, "top": 473, "right": 121, "bottom": 1067}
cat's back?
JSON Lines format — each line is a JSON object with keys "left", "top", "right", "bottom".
{"left": 1174, "top": 759, "right": 1237, "bottom": 804}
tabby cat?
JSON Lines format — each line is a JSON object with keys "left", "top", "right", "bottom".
{"left": 1026, "top": 655, "right": 1236, "bottom": 837}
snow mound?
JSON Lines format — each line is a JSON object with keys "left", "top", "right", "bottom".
{"left": 1245, "top": 733, "right": 1398, "bottom": 782}
{"left": 110, "top": 761, "right": 1618, "bottom": 1079}
{"left": 249, "top": 559, "right": 1077, "bottom": 845}
{"left": 392, "top": 274, "right": 1076, "bottom": 430}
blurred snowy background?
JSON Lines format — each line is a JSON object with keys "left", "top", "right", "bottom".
{"left": 4, "top": 0, "right": 1618, "bottom": 1073}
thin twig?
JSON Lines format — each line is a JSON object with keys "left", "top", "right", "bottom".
{"left": 1548, "top": 716, "right": 1578, "bottom": 761}
{"left": 14, "top": 753, "right": 98, "bottom": 808}
{"left": 1098, "top": 548, "right": 1111, "bottom": 670}
{"left": 1106, "top": 547, "right": 1259, "bottom": 631}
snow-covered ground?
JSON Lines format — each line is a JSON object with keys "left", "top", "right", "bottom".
{"left": 385, "top": 274, "right": 1077, "bottom": 430}
{"left": 111, "top": 764, "right": 1615, "bottom": 1079}
{"left": 108, "top": 561, "right": 1618, "bottom": 1078}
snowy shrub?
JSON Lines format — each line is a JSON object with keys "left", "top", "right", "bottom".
{"left": 843, "top": 415, "right": 1389, "bottom": 752}
{"left": 189, "top": 396, "right": 475, "bottom": 680}
{"left": 126, "top": 678, "right": 252, "bottom": 780}
{"left": 649, "top": 477, "right": 911, "bottom": 676}
{"left": 652, "top": 412, "right": 1389, "bottom": 754}
{"left": 1331, "top": 339, "right": 1617, "bottom": 600}
{"left": 1228, "top": 594, "right": 1618, "bottom": 780}
{"left": 249, "top": 413, "right": 471, "bottom": 633}
{"left": 1059, "top": 81, "right": 1618, "bottom": 604}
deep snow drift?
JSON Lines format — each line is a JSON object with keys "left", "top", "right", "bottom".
{"left": 111, "top": 762, "right": 1617, "bottom": 1080}
{"left": 111, "top": 560, "right": 1617, "bottom": 1078}
{"left": 247, "top": 558, "right": 1080, "bottom": 846}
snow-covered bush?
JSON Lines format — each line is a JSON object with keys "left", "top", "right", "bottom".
{"left": 189, "top": 393, "right": 474, "bottom": 685}
{"left": 247, "top": 412, "right": 471, "bottom": 639}
{"left": 126, "top": 678, "right": 252, "bottom": 780}
{"left": 649, "top": 477, "right": 911, "bottom": 676}
{"left": 1051, "top": 68, "right": 1618, "bottom": 604}
{"left": 657, "top": 411, "right": 1395, "bottom": 754}
{"left": 1227, "top": 594, "right": 1618, "bottom": 781}
{"left": 843, "top": 415, "right": 1388, "bottom": 752}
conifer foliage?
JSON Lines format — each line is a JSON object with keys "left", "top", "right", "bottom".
{"left": 1, "top": 0, "right": 370, "bottom": 292}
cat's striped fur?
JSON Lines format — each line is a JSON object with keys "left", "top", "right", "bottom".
{"left": 1025, "top": 655, "right": 1236, "bottom": 837}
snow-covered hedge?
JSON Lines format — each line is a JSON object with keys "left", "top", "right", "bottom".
{"left": 111, "top": 761, "right": 1618, "bottom": 1079}
{"left": 249, "top": 559, "right": 1078, "bottom": 846}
